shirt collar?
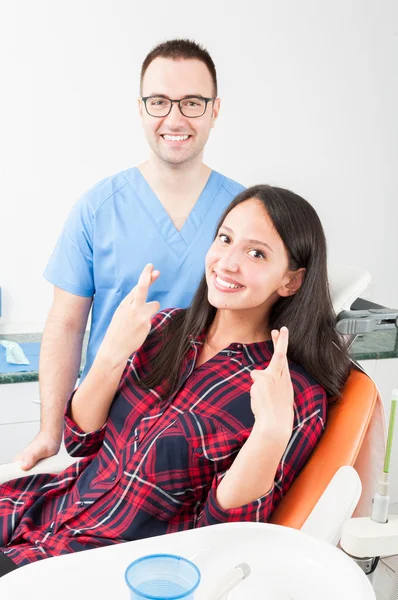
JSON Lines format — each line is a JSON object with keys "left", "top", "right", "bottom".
{"left": 188, "top": 330, "right": 274, "bottom": 366}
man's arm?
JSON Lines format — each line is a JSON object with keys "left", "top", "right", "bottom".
{"left": 15, "top": 287, "right": 92, "bottom": 470}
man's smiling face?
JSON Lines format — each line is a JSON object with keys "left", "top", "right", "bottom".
{"left": 139, "top": 57, "right": 219, "bottom": 166}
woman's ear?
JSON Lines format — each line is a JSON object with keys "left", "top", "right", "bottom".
{"left": 278, "top": 268, "right": 306, "bottom": 297}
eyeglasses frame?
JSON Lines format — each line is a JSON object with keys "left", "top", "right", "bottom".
{"left": 141, "top": 95, "right": 216, "bottom": 118}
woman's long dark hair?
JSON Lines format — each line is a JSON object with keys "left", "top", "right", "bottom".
{"left": 140, "top": 185, "right": 351, "bottom": 399}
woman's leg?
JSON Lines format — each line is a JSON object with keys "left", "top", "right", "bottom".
{"left": 0, "top": 551, "right": 19, "bottom": 577}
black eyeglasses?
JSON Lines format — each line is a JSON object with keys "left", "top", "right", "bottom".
{"left": 141, "top": 96, "right": 215, "bottom": 118}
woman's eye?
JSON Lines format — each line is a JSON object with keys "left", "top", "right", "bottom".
{"left": 219, "top": 234, "right": 230, "bottom": 243}
{"left": 248, "top": 249, "right": 265, "bottom": 259}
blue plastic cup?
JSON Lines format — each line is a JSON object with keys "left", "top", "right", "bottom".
{"left": 124, "top": 553, "right": 201, "bottom": 600}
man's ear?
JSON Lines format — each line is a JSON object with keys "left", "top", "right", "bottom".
{"left": 211, "top": 98, "right": 221, "bottom": 129}
{"left": 137, "top": 98, "right": 144, "bottom": 121}
{"left": 278, "top": 268, "right": 306, "bottom": 297}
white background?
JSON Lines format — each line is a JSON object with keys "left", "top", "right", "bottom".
{"left": 0, "top": 0, "right": 397, "bottom": 332}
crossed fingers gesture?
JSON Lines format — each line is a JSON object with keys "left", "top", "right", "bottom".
{"left": 250, "top": 327, "right": 295, "bottom": 443}
{"left": 99, "top": 264, "right": 160, "bottom": 365}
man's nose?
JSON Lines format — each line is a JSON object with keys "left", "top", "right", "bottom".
{"left": 163, "top": 102, "right": 186, "bottom": 128}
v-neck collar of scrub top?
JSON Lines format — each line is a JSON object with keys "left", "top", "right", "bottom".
{"left": 126, "top": 167, "right": 225, "bottom": 258}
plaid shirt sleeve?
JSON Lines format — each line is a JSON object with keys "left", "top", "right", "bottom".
{"left": 63, "top": 308, "right": 180, "bottom": 457}
{"left": 63, "top": 391, "right": 107, "bottom": 456}
{"left": 197, "top": 393, "right": 325, "bottom": 526}
{"left": 197, "top": 474, "right": 275, "bottom": 526}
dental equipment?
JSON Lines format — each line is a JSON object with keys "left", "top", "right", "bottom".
{"left": 336, "top": 306, "right": 398, "bottom": 335}
{"left": 341, "top": 390, "right": 398, "bottom": 598}
{"left": 206, "top": 562, "right": 251, "bottom": 600}
{"left": 329, "top": 264, "right": 398, "bottom": 347}
{"left": 371, "top": 391, "right": 397, "bottom": 524}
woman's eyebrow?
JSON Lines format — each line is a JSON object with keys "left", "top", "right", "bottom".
{"left": 221, "top": 226, "right": 274, "bottom": 253}
{"left": 248, "top": 239, "right": 274, "bottom": 253}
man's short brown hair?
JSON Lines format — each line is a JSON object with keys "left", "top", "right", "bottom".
{"left": 140, "top": 39, "right": 218, "bottom": 96}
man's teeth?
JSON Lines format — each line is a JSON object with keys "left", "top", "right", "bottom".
{"left": 216, "top": 275, "right": 242, "bottom": 289}
{"left": 162, "top": 134, "right": 189, "bottom": 141}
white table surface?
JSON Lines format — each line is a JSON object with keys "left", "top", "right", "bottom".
{"left": 0, "top": 522, "right": 375, "bottom": 600}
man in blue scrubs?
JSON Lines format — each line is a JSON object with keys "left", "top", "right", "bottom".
{"left": 18, "top": 39, "right": 245, "bottom": 470}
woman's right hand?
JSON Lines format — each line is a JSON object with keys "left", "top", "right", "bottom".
{"left": 97, "top": 264, "right": 160, "bottom": 367}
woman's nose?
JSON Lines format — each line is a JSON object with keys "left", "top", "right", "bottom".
{"left": 217, "top": 248, "right": 240, "bottom": 272}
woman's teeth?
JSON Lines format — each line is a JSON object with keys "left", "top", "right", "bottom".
{"left": 162, "top": 134, "right": 189, "bottom": 141}
{"left": 215, "top": 275, "right": 242, "bottom": 289}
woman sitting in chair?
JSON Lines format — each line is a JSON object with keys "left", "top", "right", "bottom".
{"left": 0, "top": 185, "right": 350, "bottom": 574}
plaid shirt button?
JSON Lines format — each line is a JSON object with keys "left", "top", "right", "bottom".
{"left": 195, "top": 447, "right": 203, "bottom": 455}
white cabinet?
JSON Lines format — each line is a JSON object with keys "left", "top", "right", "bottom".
{"left": 0, "top": 381, "right": 40, "bottom": 464}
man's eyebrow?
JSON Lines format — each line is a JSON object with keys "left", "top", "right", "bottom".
{"left": 220, "top": 226, "right": 274, "bottom": 253}
{"left": 145, "top": 93, "right": 207, "bottom": 99}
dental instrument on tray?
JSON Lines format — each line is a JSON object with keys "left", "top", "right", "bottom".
{"left": 207, "top": 562, "right": 251, "bottom": 600}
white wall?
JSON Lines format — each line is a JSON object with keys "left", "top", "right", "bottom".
{"left": 0, "top": 0, "right": 397, "bottom": 333}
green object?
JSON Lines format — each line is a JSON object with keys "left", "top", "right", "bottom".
{"left": 384, "top": 397, "right": 398, "bottom": 473}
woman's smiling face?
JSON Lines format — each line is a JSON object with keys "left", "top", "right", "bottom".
{"left": 205, "top": 198, "right": 297, "bottom": 314}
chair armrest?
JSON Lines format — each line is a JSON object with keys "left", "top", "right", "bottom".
{"left": 300, "top": 465, "right": 362, "bottom": 545}
{"left": 0, "top": 454, "right": 80, "bottom": 485}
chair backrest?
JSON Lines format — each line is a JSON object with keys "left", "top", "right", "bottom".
{"left": 270, "top": 368, "right": 380, "bottom": 530}
{"left": 328, "top": 264, "right": 371, "bottom": 314}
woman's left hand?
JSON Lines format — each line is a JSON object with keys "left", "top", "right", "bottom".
{"left": 250, "top": 327, "right": 295, "bottom": 445}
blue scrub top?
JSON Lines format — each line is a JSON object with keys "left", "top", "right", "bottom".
{"left": 44, "top": 167, "right": 245, "bottom": 379}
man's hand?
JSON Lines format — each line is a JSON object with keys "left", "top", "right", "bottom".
{"left": 14, "top": 431, "right": 61, "bottom": 471}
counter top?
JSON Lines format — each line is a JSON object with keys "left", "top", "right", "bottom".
{"left": 350, "top": 328, "right": 398, "bottom": 361}
{"left": 0, "top": 329, "right": 397, "bottom": 384}
{"left": 0, "top": 333, "right": 88, "bottom": 384}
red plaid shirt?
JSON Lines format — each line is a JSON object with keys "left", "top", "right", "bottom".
{"left": 0, "top": 309, "right": 327, "bottom": 566}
